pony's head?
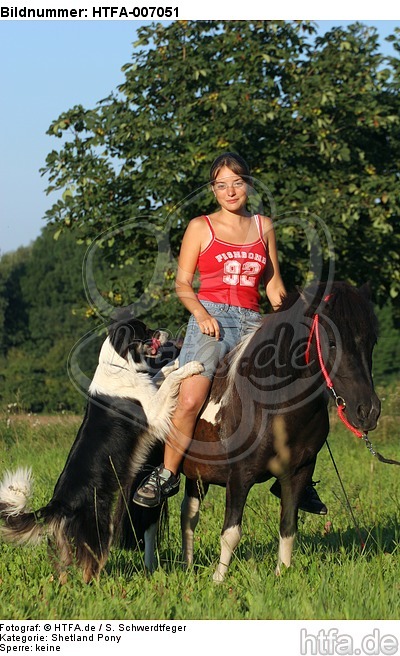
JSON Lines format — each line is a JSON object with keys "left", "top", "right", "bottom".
{"left": 299, "top": 281, "right": 380, "bottom": 431}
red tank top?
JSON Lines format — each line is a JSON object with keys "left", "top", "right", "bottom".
{"left": 197, "top": 215, "right": 268, "bottom": 312}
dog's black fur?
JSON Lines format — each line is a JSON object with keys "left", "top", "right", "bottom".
{"left": 0, "top": 315, "right": 202, "bottom": 582}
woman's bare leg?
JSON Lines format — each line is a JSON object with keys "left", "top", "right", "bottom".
{"left": 163, "top": 375, "right": 212, "bottom": 475}
{"left": 133, "top": 375, "right": 212, "bottom": 508}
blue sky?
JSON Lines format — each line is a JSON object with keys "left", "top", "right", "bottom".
{"left": 1, "top": 18, "right": 399, "bottom": 255}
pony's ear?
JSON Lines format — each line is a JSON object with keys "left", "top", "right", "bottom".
{"left": 359, "top": 281, "right": 372, "bottom": 300}
{"left": 298, "top": 289, "right": 309, "bottom": 307}
{"left": 299, "top": 282, "right": 323, "bottom": 309}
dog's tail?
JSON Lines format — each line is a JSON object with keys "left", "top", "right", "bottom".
{"left": 0, "top": 468, "right": 56, "bottom": 545}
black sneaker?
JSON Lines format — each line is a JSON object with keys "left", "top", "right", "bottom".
{"left": 133, "top": 464, "right": 180, "bottom": 508}
{"left": 270, "top": 479, "right": 328, "bottom": 515}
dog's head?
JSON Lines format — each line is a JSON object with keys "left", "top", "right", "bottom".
{"left": 108, "top": 313, "right": 168, "bottom": 364}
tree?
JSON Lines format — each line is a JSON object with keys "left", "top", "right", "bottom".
{"left": 20, "top": 227, "right": 91, "bottom": 354}
{"left": 41, "top": 20, "right": 400, "bottom": 330}
{"left": 0, "top": 227, "right": 100, "bottom": 412}
{"left": 373, "top": 301, "right": 400, "bottom": 382}
{"left": 0, "top": 246, "right": 31, "bottom": 354}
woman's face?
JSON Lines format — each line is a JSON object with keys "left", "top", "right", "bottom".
{"left": 212, "top": 165, "right": 248, "bottom": 213}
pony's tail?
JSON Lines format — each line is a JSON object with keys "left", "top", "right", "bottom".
{"left": 0, "top": 468, "right": 51, "bottom": 546}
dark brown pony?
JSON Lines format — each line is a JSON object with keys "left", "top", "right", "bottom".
{"left": 116, "top": 281, "right": 381, "bottom": 579}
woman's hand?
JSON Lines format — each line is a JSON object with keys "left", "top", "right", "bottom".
{"left": 195, "top": 313, "right": 220, "bottom": 340}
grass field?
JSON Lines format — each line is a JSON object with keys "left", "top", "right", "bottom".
{"left": 0, "top": 383, "right": 399, "bottom": 621}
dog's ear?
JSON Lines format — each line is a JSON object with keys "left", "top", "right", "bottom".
{"left": 109, "top": 322, "right": 134, "bottom": 359}
{"left": 108, "top": 317, "right": 151, "bottom": 360}
{"left": 108, "top": 309, "right": 137, "bottom": 358}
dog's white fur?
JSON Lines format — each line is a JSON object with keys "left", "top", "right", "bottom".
{"left": 0, "top": 468, "right": 33, "bottom": 516}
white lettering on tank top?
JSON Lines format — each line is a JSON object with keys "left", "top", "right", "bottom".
{"left": 215, "top": 251, "right": 267, "bottom": 265}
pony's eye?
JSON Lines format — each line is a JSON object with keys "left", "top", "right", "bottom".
{"left": 329, "top": 342, "right": 336, "bottom": 350}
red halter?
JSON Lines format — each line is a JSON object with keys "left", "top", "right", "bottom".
{"left": 305, "top": 296, "right": 364, "bottom": 439}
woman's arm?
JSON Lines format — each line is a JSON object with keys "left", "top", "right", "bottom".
{"left": 261, "top": 216, "right": 287, "bottom": 311}
{"left": 175, "top": 218, "right": 221, "bottom": 339}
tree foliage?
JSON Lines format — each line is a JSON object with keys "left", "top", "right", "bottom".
{"left": 41, "top": 20, "right": 400, "bottom": 326}
{"left": 373, "top": 301, "right": 400, "bottom": 382}
{"left": 0, "top": 246, "right": 31, "bottom": 354}
{"left": 0, "top": 228, "right": 98, "bottom": 413}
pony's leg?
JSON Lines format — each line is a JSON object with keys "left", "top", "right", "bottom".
{"left": 144, "top": 519, "right": 159, "bottom": 572}
{"left": 213, "top": 476, "right": 251, "bottom": 583}
{"left": 141, "top": 504, "right": 163, "bottom": 572}
{"left": 275, "top": 465, "right": 314, "bottom": 576}
{"left": 276, "top": 502, "right": 296, "bottom": 576}
{"left": 181, "top": 478, "right": 209, "bottom": 566}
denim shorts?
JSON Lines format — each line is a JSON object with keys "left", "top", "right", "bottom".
{"left": 178, "top": 300, "right": 263, "bottom": 379}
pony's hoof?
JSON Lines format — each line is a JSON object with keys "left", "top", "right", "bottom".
{"left": 181, "top": 557, "right": 193, "bottom": 571}
{"left": 58, "top": 571, "right": 68, "bottom": 585}
{"left": 212, "top": 569, "right": 225, "bottom": 584}
{"left": 144, "top": 561, "right": 157, "bottom": 575}
{"left": 275, "top": 562, "right": 290, "bottom": 577}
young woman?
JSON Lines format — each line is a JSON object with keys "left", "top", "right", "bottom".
{"left": 133, "top": 152, "right": 327, "bottom": 515}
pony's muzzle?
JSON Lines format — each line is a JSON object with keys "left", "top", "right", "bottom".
{"left": 356, "top": 394, "right": 381, "bottom": 431}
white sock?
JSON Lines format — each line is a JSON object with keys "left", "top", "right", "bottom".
{"left": 158, "top": 466, "right": 172, "bottom": 481}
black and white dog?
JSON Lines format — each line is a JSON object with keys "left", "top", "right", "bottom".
{"left": 0, "top": 314, "right": 203, "bottom": 583}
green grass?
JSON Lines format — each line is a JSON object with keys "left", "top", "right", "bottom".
{"left": 0, "top": 389, "right": 399, "bottom": 620}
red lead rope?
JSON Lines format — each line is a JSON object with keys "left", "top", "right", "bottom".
{"left": 305, "top": 303, "right": 367, "bottom": 549}
{"left": 336, "top": 405, "right": 364, "bottom": 438}
{"left": 306, "top": 299, "right": 400, "bottom": 552}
